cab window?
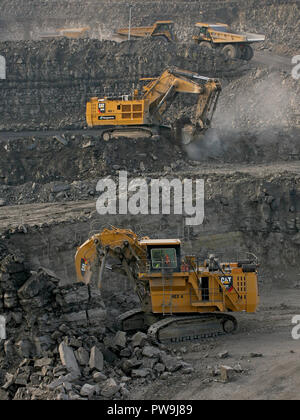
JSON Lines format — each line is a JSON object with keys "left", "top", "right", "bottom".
{"left": 151, "top": 248, "right": 177, "bottom": 269}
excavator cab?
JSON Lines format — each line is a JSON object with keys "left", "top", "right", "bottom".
{"left": 139, "top": 239, "right": 181, "bottom": 273}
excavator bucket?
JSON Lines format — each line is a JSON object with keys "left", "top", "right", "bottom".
{"left": 181, "top": 123, "right": 210, "bottom": 145}
{"left": 175, "top": 117, "right": 207, "bottom": 146}
{"left": 181, "top": 123, "right": 196, "bottom": 145}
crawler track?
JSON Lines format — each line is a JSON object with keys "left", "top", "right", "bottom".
{"left": 117, "top": 309, "right": 238, "bottom": 344}
{"left": 147, "top": 313, "right": 238, "bottom": 344}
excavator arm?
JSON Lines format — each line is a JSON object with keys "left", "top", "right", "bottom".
{"left": 142, "top": 67, "right": 221, "bottom": 142}
{"left": 75, "top": 227, "right": 149, "bottom": 299}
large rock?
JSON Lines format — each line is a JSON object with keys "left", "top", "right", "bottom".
{"left": 58, "top": 342, "right": 81, "bottom": 377}
{"left": 160, "top": 353, "right": 182, "bottom": 372}
{"left": 80, "top": 383, "right": 98, "bottom": 398}
{"left": 89, "top": 346, "right": 104, "bottom": 371}
{"left": 142, "top": 345, "right": 161, "bottom": 358}
{"left": 101, "top": 378, "right": 119, "bottom": 398}
{"left": 220, "top": 365, "right": 234, "bottom": 383}
{"left": 34, "top": 357, "right": 52, "bottom": 368}
{"left": 112, "top": 331, "right": 127, "bottom": 349}
{"left": 131, "top": 368, "right": 151, "bottom": 378}
{"left": 131, "top": 331, "right": 147, "bottom": 347}
{"left": 87, "top": 308, "right": 106, "bottom": 325}
{"left": 121, "top": 357, "right": 142, "bottom": 375}
{"left": 0, "top": 315, "right": 6, "bottom": 340}
{"left": 93, "top": 371, "right": 107, "bottom": 383}
{"left": 74, "top": 347, "right": 89, "bottom": 366}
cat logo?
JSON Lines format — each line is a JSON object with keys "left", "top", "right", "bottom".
{"left": 98, "top": 103, "right": 106, "bottom": 113}
{"left": 219, "top": 275, "right": 233, "bottom": 291}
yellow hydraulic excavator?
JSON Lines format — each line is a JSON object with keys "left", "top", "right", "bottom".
{"left": 75, "top": 227, "right": 259, "bottom": 343}
{"left": 86, "top": 66, "right": 221, "bottom": 145}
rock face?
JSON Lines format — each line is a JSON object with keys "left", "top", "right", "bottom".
{"left": 0, "top": 37, "right": 241, "bottom": 132}
{"left": 0, "top": 0, "right": 299, "bottom": 56}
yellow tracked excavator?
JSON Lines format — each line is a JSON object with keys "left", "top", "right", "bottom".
{"left": 86, "top": 66, "right": 221, "bottom": 145}
{"left": 75, "top": 227, "right": 259, "bottom": 343}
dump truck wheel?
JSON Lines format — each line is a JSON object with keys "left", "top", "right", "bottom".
{"left": 221, "top": 44, "right": 239, "bottom": 59}
{"left": 199, "top": 41, "right": 212, "bottom": 49}
{"left": 242, "top": 45, "right": 254, "bottom": 61}
{"left": 153, "top": 35, "right": 168, "bottom": 43}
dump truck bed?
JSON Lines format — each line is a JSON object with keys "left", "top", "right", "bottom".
{"left": 117, "top": 26, "right": 154, "bottom": 38}
{"left": 194, "top": 23, "right": 265, "bottom": 44}
{"left": 209, "top": 29, "right": 265, "bottom": 43}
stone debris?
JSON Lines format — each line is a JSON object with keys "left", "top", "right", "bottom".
{"left": 59, "top": 342, "right": 81, "bottom": 377}
{"left": 89, "top": 346, "right": 104, "bottom": 372}
{"left": 101, "top": 378, "right": 120, "bottom": 398}
{"left": 250, "top": 352, "right": 263, "bottom": 358}
{"left": 112, "top": 331, "right": 127, "bottom": 349}
{"left": 0, "top": 239, "right": 194, "bottom": 400}
{"left": 131, "top": 332, "right": 148, "bottom": 348}
{"left": 220, "top": 365, "right": 235, "bottom": 383}
{"left": 142, "top": 345, "right": 162, "bottom": 358}
{"left": 80, "top": 383, "right": 98, "bottom": 398}
{"left": 218, "top": 351, "right": 229, "bottom": 359}
{"left": 74, "top": 347, "right": 89, "bottom": 366}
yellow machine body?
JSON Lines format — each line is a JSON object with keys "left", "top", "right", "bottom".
{"left": 142, "top": 266, "right": 258, "bottom": 314}
{"left": 86, "top": 98, "right": 149, "bottom": 127}
{"left": 85, "top": 67, "right": 221, "bottom": 145}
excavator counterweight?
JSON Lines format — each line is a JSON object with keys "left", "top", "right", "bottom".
{"left": 75, "top": 227, "right": 259, "bottom": 343}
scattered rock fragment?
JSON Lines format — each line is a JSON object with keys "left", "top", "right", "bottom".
{"left": 250, "top": 352, "right": 263, "bottom": 358}
{"left": 89, "top": 346, "right": 104, "bottom": 372}
{"left": 101, "top": 378, "right": 119, "bottom": 398}
{"left": 131, "top": 331, "right": 148, "bottom": 347}
{"left": 220, "top": 365, "right": 234, "bottom": 383}
{"left": 80, "top": 383, "right": 98, "bottom": 398}
{"left": 58, "top": 342, "right": 81, "bottom": 377}
{"left": 218, "top": 351, "right": 229, "bottom": 359}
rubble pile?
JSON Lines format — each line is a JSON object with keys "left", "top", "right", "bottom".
{"left": 0, "top": 242, "right": 193, "bottom": 400}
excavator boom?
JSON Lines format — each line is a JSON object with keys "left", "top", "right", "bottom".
{"left": 142, "top": 67, "right": 221, "bottom": 128}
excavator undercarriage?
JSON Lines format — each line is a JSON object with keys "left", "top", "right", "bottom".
{"left": 116, "top": 309, "right": 237, "bottom": 344}
{"left": 75, "top": 227, "right": 259, "bottom": 344}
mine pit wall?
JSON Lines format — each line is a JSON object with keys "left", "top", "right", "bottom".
{"left": 0, "top": 38, "right": 242, "bottom": 132}
{"left": 0, "top": 0, "right": 299, "bottom": 54}
{"left": 3, "top": 170, "right": 300, "bottom": 289}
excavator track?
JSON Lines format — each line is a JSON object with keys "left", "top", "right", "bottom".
{"left": 147, "top": 313, "right": 238, "bottom": 344}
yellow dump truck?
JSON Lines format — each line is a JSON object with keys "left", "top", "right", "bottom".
{"left": 38, "top": 27, "right": 90, "bottom": 40}
{"left": 116, "top": 20, "right": 176, "bottom": 42}
{"left": 193, "top": 22, "right": 265, "bottom": 60}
